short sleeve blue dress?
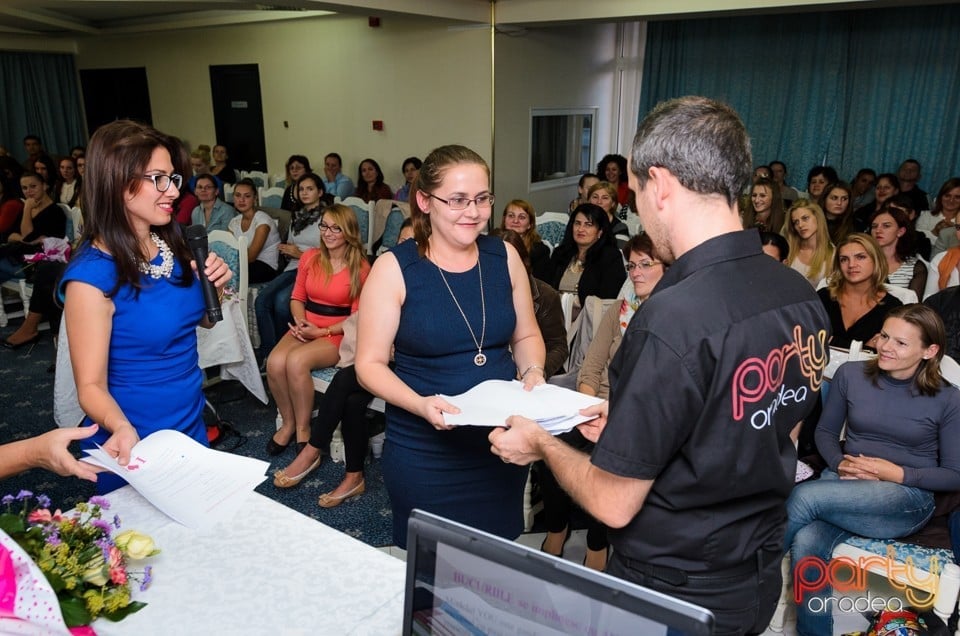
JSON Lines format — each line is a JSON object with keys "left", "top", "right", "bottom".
{"left": 384, "top": 235, "right": 528, "bottom": 546}
{"left": 60, "top": 243, "right": 208, "bottom": 493}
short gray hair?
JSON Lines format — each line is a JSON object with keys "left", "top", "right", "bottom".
{"left": 630, "top": 96, "right": 752, "bottom": 207}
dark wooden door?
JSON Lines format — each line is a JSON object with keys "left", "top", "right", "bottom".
{"left": 209, "top": 64, "right": 266, "bottom": 172}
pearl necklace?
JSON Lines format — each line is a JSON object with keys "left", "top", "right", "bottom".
{"left": 139, "top": 232, "right": 174, "bottom": 279}
{"left": 435, "top": 257, "right": 487, "bottom": 366}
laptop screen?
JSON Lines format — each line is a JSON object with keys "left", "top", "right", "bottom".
{"left": 404, "top": 510, "right": 714, "bottom": 635}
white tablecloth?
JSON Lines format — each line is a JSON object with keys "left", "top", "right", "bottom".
{"left": 196, "top": 299, "right": 267, "bottom": 403}
{"left": 93, "top": 487, "right": 405, "bottom": 635}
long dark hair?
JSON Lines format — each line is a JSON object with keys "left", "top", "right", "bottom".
{"left": 77, "top": 120, "right": 192, "bottom": 298}
{"left": 355, "top": 158, "right": 386, "bottom": 201}
{"left": 551, "top": 203, "right": 614, "bottom": 269}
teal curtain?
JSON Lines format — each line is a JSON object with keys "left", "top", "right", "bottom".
{"left": 0, "top": 52, "right": 86, "bottom": 160}
{"left": 639, "top": 5, "right": 960, "bottom": 193}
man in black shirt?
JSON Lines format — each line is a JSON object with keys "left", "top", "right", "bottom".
{"left": 490, "top": 96, "right": 831, "bottom": 635}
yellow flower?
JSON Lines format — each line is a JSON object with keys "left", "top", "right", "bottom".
{"left": 114, "top": 530, "right": 158, "bottom": 560}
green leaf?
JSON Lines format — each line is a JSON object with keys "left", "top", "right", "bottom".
{"left": 59, "top": 596, "right": 92, "bottom": 627}
{"left": 101, "top": 601, "right": 147, "bottom": 621}
{"left": 0, "top": 512, "right": 25, "bottom": 535}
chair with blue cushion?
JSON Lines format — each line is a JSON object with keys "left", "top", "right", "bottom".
{"left": 340, "top": 196, "right": 374, "bottom": 255}
{"left": 535, "top": 212, "right": 570, "bottom": 253}
{"left": 377, "top": 206, "right": 407, "bottom": 255}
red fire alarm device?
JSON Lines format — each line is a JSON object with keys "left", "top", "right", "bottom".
{"left": 372, "top": 120, "right": 384, "bottom": 131}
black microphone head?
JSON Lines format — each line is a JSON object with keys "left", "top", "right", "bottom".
{"left": 185, "top": 224, "right": 208, "bottom": 249}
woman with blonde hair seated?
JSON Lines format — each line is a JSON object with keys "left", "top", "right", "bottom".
{"left": 818, "top": 232, "right": 901, "bottom": 350}
{"left": 783, "top": 200, "right": 834, "bottom": 286}
{"left": 265, "top": 204, "right": 370, "bottom": 456}
{"left": 499, "top": 199, "right": 550, "bottom": 282}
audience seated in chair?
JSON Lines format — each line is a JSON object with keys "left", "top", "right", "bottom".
{"left": 322, "top": 152, "right": 354, "bottom": 199}
{"left": 545, "top": 203, "right": 625, "bottom": 311}
{"left": 354, "top": 158, "right": 392, "bottom": 203}
{"left": 228, "top": 179, "right": 280, "bottom": 284}
{"left": 0, "top": 172, "right": 66, "bottom": 285}
{"left": 539, "top": 233, "right": 666, "bottom": 572}
{"left": 254, "top": 172, "right": 329, "bottom": 361}
{"left": 870, "top": 201, "right": 927, "bottom": 299}
{"left": 568, "top": 172, "right": 600, "bottom": 214}
{"left": 918, "top": 177, "right": 960, "bottom": 244}
{"left": 818, "top": 181, "right": 856, "bottom": 245}
{"left": 853, "top": 172, "right": 899, "bottom": 233}
{"left": 210, "top": 144, "right": 237, "bottom": 184}
{"left": 393, "top": 156, "right": 421, "bottom": 203}
{"left": 190, "top": 174, "right": 236, "bottom": 233}
{"left": 783, "top": 304, "right": 960, "bottom": 636}
{"left": 499, "top": 199, "right": 551, "bottom": 283}
{"left": 265, "top": 204, "right": 369, "bottom": 457}
{"left": 280, "top": 155, "right": 311, "bottom": 212}
{"left": 783, "top": 200, "right": 834, "bottom": 287}
{"left": 587, "top": 181, "right": 628, "bottom": 245}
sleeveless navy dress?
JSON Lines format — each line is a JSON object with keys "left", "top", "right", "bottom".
{"left": 384, "top": 235, "right": 528, "bottom": 546}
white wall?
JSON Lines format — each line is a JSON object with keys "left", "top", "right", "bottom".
{"left": 493, "top": 22, "right": 630, "bottom": 217}
{"left": 74, "top": 14, "right": 492, "bottom": 188}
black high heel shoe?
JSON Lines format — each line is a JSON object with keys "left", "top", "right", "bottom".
{"left": 266, "top": 433, "right": 292, "bottom": 456}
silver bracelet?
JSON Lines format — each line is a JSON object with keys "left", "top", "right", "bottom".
{"left": 521, "top": 364, "right": 545, "bottom": 379}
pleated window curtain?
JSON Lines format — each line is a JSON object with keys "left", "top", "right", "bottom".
{"left": 0, "top": 52, "right": 86, "bottom": 158}
{"left": 639, "top": 4, "right": 960, "bottom": 190}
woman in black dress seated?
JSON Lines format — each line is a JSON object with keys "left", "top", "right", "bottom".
{"left": 499, "top": 199, "right": 551, "bottom": 282}
{"left": 818, "top": 233, "right": 901, "bottom": 350}
{"left": 546, "top": 203, "right": 625, "bottom": 308}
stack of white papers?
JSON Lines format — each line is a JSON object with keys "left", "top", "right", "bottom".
{"left": 83, "top": 430, "right": 270, "bottom": 529}
{"left": 439, "top": 380, "right": 604, "bottom": 434}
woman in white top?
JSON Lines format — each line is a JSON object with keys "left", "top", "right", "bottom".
{"left": 917, "top": 177, "right": 960, "bottom": 240}
{"left": 783, "top": 199, "right": 834, "bottom": 286}
{"left": 254, "top": 173, "right": 328, "bottom": 359}
{"left": 228, "top": 178, "right": 280, "bottom": 283}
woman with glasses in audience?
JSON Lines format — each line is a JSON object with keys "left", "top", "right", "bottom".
{"left": 499, "top": 199, "right": 551, "bottom": 282}
{"left": 918, "top": 177, "right": 960, "bottom": 244}
{"left": 870, "top": 201, "right": 926, "bottom": 299}
{"left": 190, "top": 174, "right": 236, "bottom": 233}
{"left": 819, "top": 233, "right": 901, "bottom": 350}
{"left": 541, "top": 233, "right": 666, "bottom": 571}
{"left": 228, "top": 178, "right": 280, "bottom": 284}
{"left": 818, "top": 181, "right": 855, "bottom": 244}
{"left": 280, "top": 155, "right": 311, "bottom": 212}
{"left": 742, "top": 177, "right": 785, "bottom": 234}
{"left": 355, "top": 144, "right": 545, "bottom": 547}
{"left": 59, "top": 120, "right": 231, "bottom": 493}
{"left": 355, "top": 158, "right": 393, "bottom": 203}
{"left": 547, "top": 203, "right": 626, "bottom": 309}
{"left": 783, "top": 200, "right": 834, "bottom": 287}
{"left": 255, "top": 172, "right": 331, "bottom": 361}
{"left": 266, "top": 204, "right": 370, "bottom": 457}
{"left": 784, "top": 304, "right": 960, "bottom": 636}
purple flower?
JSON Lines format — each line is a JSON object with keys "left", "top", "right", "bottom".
{"left": 45, "top": 531, "right": 61, "bottom": 547}
{"left": 1, "top": 495, "right": 13, "bottom": 506}
{"left": 140, "top": 566, "right": 153, "bottom": 591}
{"left": 15, "top": 490, "right": 33, "bottom": 501}
{"left": 113, "top": 514, "right": 122, "bottom": 529}
{"left": 88, "top": 496, "right": 111, "bottom": 510}
{"left": 36, "top": 494, "right": 51, "bottom": 509}
{"left": 91, "top": 519, "right": 112, "bottom": 534}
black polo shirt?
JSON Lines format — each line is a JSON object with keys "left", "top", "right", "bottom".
{"left": 593, "top": 230, "right": 831, "bottom": 573}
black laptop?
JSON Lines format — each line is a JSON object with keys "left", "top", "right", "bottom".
{"left": 404, "top": 510, "right": 714, "bottom": 635}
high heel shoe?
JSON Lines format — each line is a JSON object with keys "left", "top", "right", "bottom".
{"left": 540, "top": 527, "right": 570, "bottom": 558}
{"left": 266, "top": 433, "right": 293, "bottom": 456}
{"left": 273, "top": 453, "right": 322, "bottom": 488}
{"left": 318, "top": 480, "right": 365, "bottom": 508}
{"left": 2, "top": 334, "right": 39, "bottom": 350}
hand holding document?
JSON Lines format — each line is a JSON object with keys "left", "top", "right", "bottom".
{"left": 439, "top": 380, "right": 604, "bottom": 434}
{"left": 83, "top": 430, "right": 270, "bottom": 529}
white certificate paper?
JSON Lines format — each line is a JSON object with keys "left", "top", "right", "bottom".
{"left": 83, "top": 430, "right": 269, "bottom": 529}
{"left": 439, "top": 380, "right": 604, "bottom": 434}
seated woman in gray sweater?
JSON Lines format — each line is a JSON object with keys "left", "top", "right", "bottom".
{"left": 783, "top": 303, "right": 960, "bottom": 636}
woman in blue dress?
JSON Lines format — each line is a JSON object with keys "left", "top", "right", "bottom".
{"left": 356, "top": 145, "right": 547, "bottom": 547}
{"left": 60, "top": 120, "right": 232, "bottom": 493}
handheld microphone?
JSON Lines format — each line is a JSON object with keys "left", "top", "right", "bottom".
{"left": 185, "top": 225, "right": 223, "bottom": 323}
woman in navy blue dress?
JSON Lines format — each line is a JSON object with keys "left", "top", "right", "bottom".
{"left": 61, "top": 120, "right": 232, "bottom": 493}
{"left": 356, "top": 145, "right": 547, "bottom": 547}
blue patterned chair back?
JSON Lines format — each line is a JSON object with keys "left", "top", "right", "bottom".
{"left": 209, "top": 241, "right": 240, "bottom": 294}
{"left": 381, "top": 207, "right": 406, "bottom": 251}
{"left": 538, "top": 221, "right": 566, "bottom": 251}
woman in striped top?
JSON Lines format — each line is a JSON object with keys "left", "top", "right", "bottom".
{"left": 870, "top": 201, "right": 926, "bottom": 300}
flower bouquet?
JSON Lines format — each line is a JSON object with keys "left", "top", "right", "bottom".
{"left": 0, "top": 491, "right": 158, "bottom": 631}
